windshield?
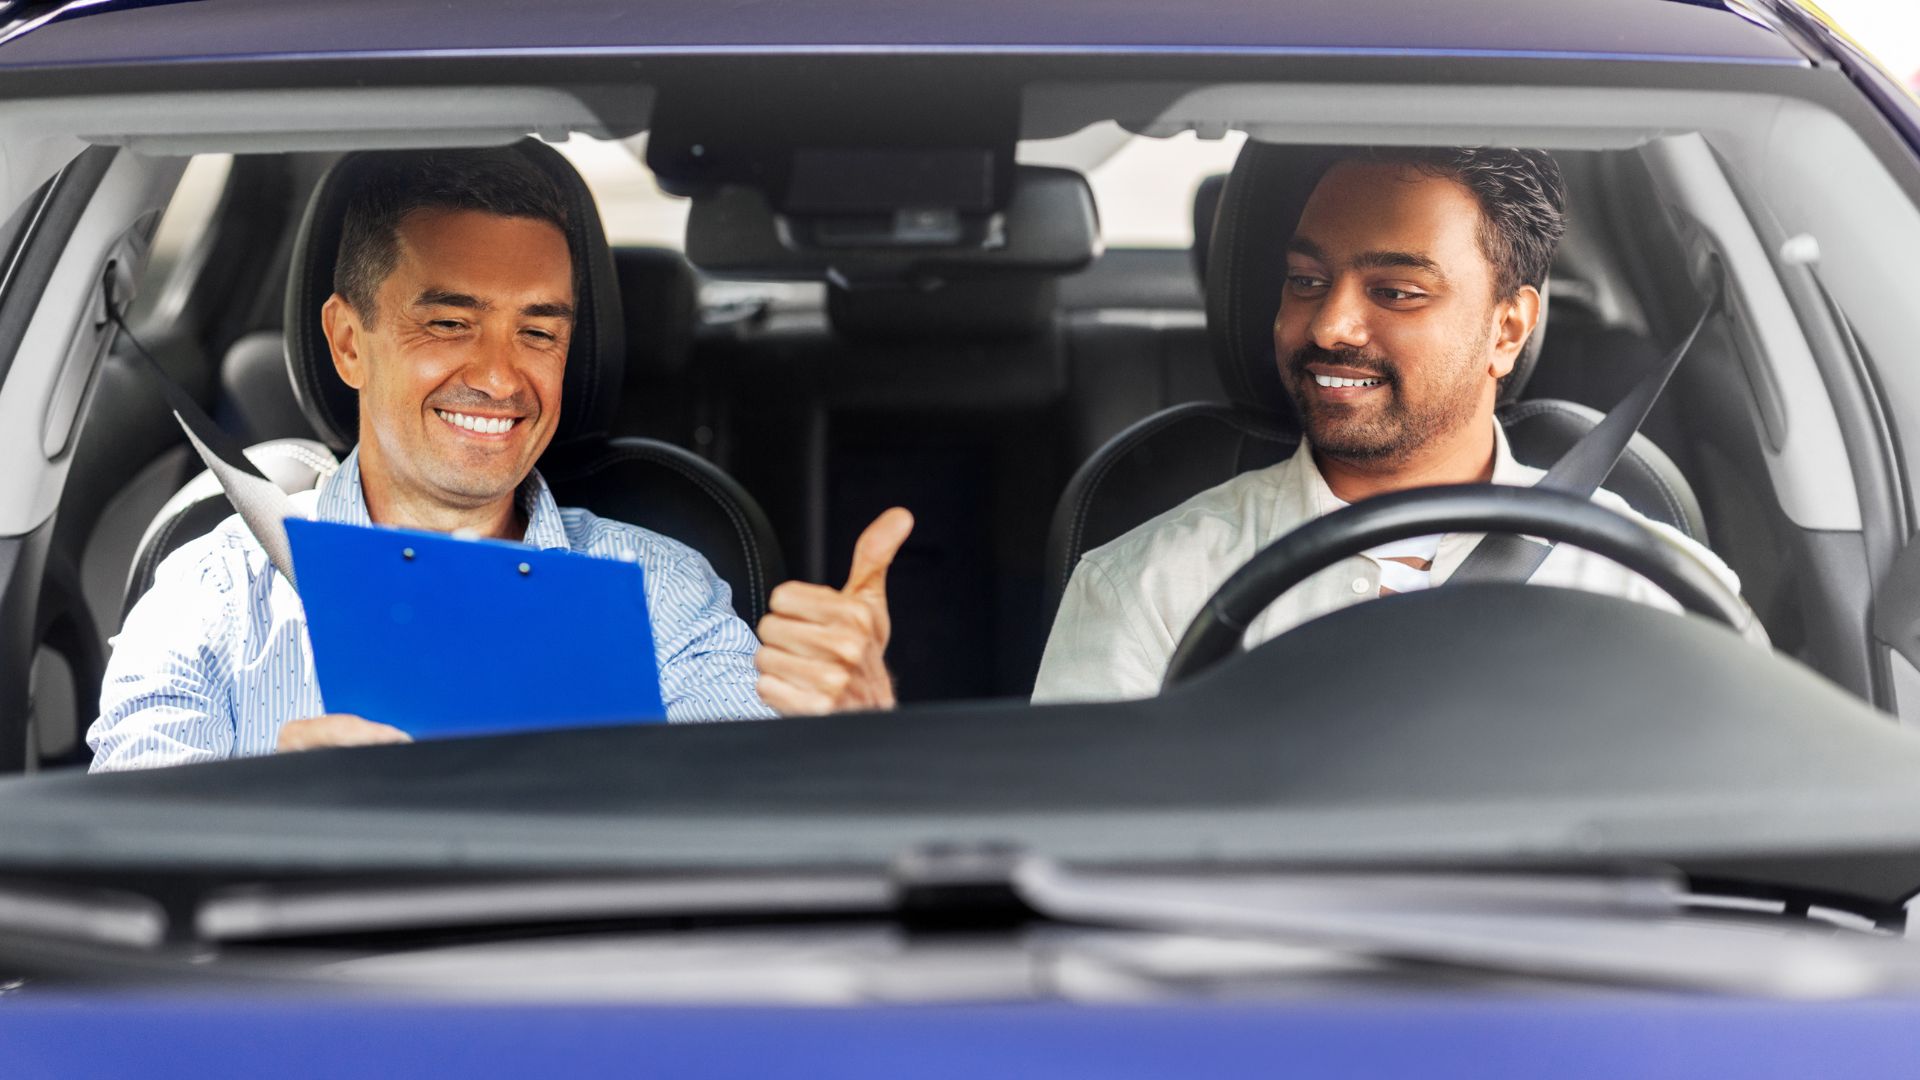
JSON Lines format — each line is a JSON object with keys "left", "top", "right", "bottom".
{"left": 5, "top": 1, "right": 1920, "bottom": 1004}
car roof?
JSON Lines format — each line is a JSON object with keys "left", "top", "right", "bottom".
{"left": 0, "top": 0, "right": 1808, "bottom": 71}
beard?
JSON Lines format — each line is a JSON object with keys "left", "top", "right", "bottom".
{"left": 1282, "top": 342, "right": 1485, "bottom": 467}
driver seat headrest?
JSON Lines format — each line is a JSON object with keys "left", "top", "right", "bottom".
{"left": 283, "top": 139, "right": 626, "bottom": 455}
{"left": 1203, "top": 142, "right": 1550, "bottom": 424}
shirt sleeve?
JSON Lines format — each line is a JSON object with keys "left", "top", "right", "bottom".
{"left": 647, "top": 547, "right": 778, "bottom": 722}
{"left": 1032, "top": 556, "right": 1168, "bottom": 704}
{"left": 1641, "top": 518, "right": 1772, "bottom": 648}
{"left": 87, "top": 540, "right": 241, "bottom": 772}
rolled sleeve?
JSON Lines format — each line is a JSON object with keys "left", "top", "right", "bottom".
{"left": 646, "top": 547, "right": 777, "bottom": 722}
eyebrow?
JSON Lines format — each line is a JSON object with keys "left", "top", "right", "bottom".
{"left": 413, "top": 289, "right": 575, "bottom": 320}
{"left": 1286, "top": 236, "right": 1449, "bottom": 283}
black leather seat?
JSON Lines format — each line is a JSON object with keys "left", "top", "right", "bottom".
{"left": 124, "top": 139, "right": 784, "bottom": 625}
{"left": 1045, "top": 142, "right": 1706, "bottom": 619}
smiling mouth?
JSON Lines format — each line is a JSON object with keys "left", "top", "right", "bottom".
{"left": 434, "top": 408, "right": 522, "bottom": 436}
{"left": 1311, "top": 373, "right": 1385, "bottom": 389}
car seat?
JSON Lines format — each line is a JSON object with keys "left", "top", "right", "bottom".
{"left": 123, "top": 139, "right": 785, "bottom": 625}
{"left": 1044, "top": 142, "right": 1707, "bottom": 622}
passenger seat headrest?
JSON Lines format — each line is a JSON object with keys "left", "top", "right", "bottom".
{"left": 1206, "top": 143, "right": 1555, "bottom": 422}
{"left": 283, "top": 139, "right": 626, "bottom": 455}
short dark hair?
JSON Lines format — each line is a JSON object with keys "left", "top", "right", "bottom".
{"left": 333, "top": 146, "right": 572, "bottom": 323}
{"left": 1352, "top": 147, "right": 1566, "bottom": 300}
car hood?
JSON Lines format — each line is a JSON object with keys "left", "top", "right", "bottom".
{"left": 4, "top": 586, "right": 1918, "bottom": 911}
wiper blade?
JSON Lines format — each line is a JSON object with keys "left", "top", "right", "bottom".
{"left": 199, "top": 870, "right": 892, "bottom": 942}
{"left": 0, "top": 877, "right": 165, "bottom": 948}
{"left": 1012, "top": 860, "right": 1920, "bottom": 999}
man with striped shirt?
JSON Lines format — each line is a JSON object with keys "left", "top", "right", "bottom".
{"left": 89, "top": 149, "right": 908, "bottom": 770}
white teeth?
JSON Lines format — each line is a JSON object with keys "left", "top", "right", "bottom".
{"left": 436, "top": 409, "right": 516, "bottom": 434}
{"left": 1313, "top": 374, "right": 1384, "bottom": 389}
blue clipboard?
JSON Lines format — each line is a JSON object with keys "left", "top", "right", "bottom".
{"left": 285, "top": 518, "right": 666, "bottom": 739}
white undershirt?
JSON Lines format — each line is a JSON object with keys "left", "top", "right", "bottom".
{"left": 1329, "top": 492, "right": 1442, "bottom": 593}
{"left": 1365, "top": 533, "right": 1443, "bottom": 594}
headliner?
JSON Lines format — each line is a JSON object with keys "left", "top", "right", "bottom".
{"left": 0, "top": 0, "right": 1807, "bottom": 71}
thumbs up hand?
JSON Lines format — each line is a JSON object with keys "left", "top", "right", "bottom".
{"left": 754, "top": 508, "right": 914, "bottom": 715}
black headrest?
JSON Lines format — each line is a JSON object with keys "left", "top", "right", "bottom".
{"left": 216, "top": 330, "right": 317, "bottom": 444}
{"left": 1189, "top": 172, "right": 1227, "bottom": 285}
{"left": 612, "top": 246, "right": 699, "bottom": 380}
{"left": 1205, "top": 143, "right": 1552, "bottom": 423}
{"left": 284, "top": 139, "right": 626, "bottom": 455}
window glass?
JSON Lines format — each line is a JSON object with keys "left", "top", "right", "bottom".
{"left": 127, "top": 153, "right": 232, "bottom": 326}
{"left": 561, "top": 125, "right": 1249, "bottom": 254}
{"left": 1020, "top": 123, "right": 1247, "bottom": 249}
{"left": 557, "top": 134, "right": 691, "bottom": 249}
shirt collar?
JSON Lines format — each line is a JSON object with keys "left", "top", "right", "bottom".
{"left": 316, "top": 446, "right": 571, "bottom": 551}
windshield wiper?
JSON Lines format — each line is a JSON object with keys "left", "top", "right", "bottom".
{"left": 22, "top": 853, "right": 1918, "bottom": 999}
{"left": 0, "top": 877, "right": 164, "bottom": 948}
{"left": 1011, "top": 860, "right": 1920, "bottom": 999}
{"left": 199, "top": 870, "right": 892, "bottom": 942}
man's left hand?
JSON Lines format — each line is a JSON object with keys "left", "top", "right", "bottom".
{"left": 754, "top": 508, "right": 913, "bottom": 715}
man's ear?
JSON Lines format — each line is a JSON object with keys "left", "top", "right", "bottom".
{"left": 321, "top": 293, "right": 368, "bottom": 390}
{"left": 1487, "top": 284, "right": 1543, "bottom": 380}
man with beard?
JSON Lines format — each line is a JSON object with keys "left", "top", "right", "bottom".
{"left": 1028, "top": 147, "right": 1760, "bottom": 703}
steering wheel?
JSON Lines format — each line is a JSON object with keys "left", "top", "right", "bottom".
{"left": 1162, "top": 483, "right": 1750, "bottom": 688}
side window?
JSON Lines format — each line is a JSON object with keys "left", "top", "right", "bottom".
{"left": 126, "top": 153, "right": 233, "bottom": 329}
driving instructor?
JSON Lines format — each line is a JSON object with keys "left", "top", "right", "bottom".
{"left": 1032, "top": 147, "right": 1762, "bottom": 703}
{"left": 89, "top": 147, "right": 905, "bottom": 771}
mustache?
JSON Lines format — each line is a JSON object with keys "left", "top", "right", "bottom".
{"left": 1286, "top": 344, "right": 1396, "bottom": 384}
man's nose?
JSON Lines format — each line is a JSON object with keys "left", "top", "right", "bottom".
{"left": 1309, "top": 280, "right": 1371, "bottom": 352}
{"left": 461, "top": 327, "right": 524, "bottom": 400}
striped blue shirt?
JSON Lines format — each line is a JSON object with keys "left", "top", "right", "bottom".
{"left": 88, "top": 447, "right": 775, "bottom": 772}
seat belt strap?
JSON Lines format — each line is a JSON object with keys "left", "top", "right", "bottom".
{"left": 102, "top": 268, "right": 304, "bottom": 591}
{"left": 1449, "top": 262, "right": 1725, "bottom": 584}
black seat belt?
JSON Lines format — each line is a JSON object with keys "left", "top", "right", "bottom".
{"left": 1449, "top": 259, "right": 1726, "bottom": 584}
{"left": 101, "top": 264, "right": 304, "bottom": 591}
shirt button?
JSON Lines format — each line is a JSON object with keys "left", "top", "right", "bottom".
{"left": 1351, "top": 577, "right": 1370, "bottom": 594}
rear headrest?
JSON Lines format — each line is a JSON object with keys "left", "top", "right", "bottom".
{"left": 613, "top": 246, "right": 698, "bottom": 380}
{"left": 827, "top": 277, "right": 1057, "bottom": 342}
{"left": 1205, "top": 143, "right": 1552, "bottom": 423}
{"left": 283, "top": 139, "right": 626, "bottom": 455}
{"left": 217, "top": 330, "right": 316, "bottom": 444}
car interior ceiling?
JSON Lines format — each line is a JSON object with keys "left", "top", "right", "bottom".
{"left": 20, "top": 133, "right": 1863, "bottom": 771}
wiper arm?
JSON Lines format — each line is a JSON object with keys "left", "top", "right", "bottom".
{"left": 1011, "top": 860, "right": 1920, "bottom": 999}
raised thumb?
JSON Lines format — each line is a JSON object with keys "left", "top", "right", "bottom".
{"left": 843, "top": 507, "right": 914, "bottom": 598}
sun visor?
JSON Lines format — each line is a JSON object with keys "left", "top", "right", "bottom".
{"left": 685, "top": 165, "right": 1101, "bottom": 286}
